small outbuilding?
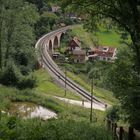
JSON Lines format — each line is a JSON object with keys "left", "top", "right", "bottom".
{"left": 68, "top": 37, "right": 81, "bottom": 54}
{"left": 72, "top": 48, "right": 86, "bottom": 63}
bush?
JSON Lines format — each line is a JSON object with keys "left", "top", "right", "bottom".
{"left": 0, "top": 65, "right": 20, "bottom": 86}
{"left": 17, "top": 74, "right": 36, "bottom": 89}
{"left": 19, "top": 66, "right": 31, "bottom": 75}
{"left": 0, "top": 65, "right": 36, "bottom": 89}
{"left": 106, "top": 105, "right": 120, "bottom": 122}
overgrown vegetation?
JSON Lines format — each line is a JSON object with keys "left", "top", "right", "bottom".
{"left": 0, "top": 85, "right": 113, "bottom": 140}
{"left": 0, "top": 116, "right": 113, "bottom": 140}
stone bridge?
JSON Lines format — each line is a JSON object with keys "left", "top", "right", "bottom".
{"left": 45, "top": 27, "right": 70, "bottom": 55}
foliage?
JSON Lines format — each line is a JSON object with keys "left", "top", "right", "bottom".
{"left": 17, "top": 74, "right": 36, "bottom": 89}
{"left": 61, "top": 30, "right": 75, "bottom": 43}
{"left": 106, "top": 47, "right": 140, "bottom": 129}
{"left": 60, "top": 0, "right": 140, "bottom": 129}
{"left": 0, "top": 64, "right": 20, "bottom": 86}
{"left": 0, "top": 115, "right": 113, "bottom": 140}
{"left": 35, "top": 11, "right": 59, "bottom": 37}
{"left": 71, "top": 25, "right": 94, "bottom": 48}
{"left": 0, "top": 0, "right": 39, "bottom": 68}
{"left": 0, "top": 0, "right": 39, "bottom": 89}
{"left": 106, "top": 105, "right": 120, "bottom": 122}
{"left": 0, "top": 64, "right": 36, "bottom": 89}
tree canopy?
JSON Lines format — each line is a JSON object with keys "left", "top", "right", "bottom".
{"left": 0, "top": 0, "right": 39, "bottom": 88}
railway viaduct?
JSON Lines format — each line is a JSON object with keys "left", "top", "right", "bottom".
{"left": 45, "top": 28, "right": 68, "bottom": 55}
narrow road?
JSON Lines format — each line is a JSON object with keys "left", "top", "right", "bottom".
{"left": 54, "top": 96, "right": 106, "bottom": 111}
{"left": 35, "top": 26, "right": 107, "bottom": 109}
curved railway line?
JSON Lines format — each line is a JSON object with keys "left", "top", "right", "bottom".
{"left": 35, "top": 26, "right": 107, "bottom": 108}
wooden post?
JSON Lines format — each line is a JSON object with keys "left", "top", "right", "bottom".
{"left": 128, "top": 127, "right": 134, "bottom": 140}
{"left": 82, "top": 100, "right": 84, "bottom": 106}
{"left": 64, "top": 66, "right": 67, "bottom": 96}
{"left": 107, "top": 119, "right": 111, "bottom": 130}
{"left": 114, "top": 123, "right": 117, "bottom": 137}
{"left": 112, "top": 122, "right": 114, "bottom": 132}
{"left": 90, "top": 76, "right": 93, "bottom": 123}
{"left": 119, "top": 127, "right": 123, "bottom": 140}
{"left": 0, "top": 110, "right": 1, "bottom": 121}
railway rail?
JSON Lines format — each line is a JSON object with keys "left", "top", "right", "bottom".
{"left": 35, "top": 26, "right": 107, "bottom": 108}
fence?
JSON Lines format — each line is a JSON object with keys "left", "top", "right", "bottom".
{"left": 106, "top": 118, "right": 140, "bottom": 140}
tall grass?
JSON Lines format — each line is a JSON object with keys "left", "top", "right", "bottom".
{"left": 0, "top": 115, "right": 113, "bottom": 140}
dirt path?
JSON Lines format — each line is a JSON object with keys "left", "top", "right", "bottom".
{"left": 54, "top": 96, "right": 107, "bottom": 111}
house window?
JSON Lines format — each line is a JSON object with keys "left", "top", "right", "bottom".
{"left": 103, "top": 47, "right": 108, "bottom": 52}
{"left": 108, "top": 58, "right": 111, "bottom": 61}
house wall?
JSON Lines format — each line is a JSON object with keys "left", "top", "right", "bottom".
{"left": 73, "top": 55, "right": 85, "bottom": 63}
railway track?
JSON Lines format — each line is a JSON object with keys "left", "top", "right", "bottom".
{"left": 35, "top": 27, "right": 106, "bottom": 108}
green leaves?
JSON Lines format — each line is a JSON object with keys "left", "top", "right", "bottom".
{"left": 106, "top": 47, "right": 140, "bottom": 129}
{"left": 0, "top": 0, "right": 38, "bottom": 68}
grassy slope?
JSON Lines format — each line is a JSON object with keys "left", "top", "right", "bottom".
{"left": 72, "top": 24, "right": 131, "bottom": 49}
{"left": 96, "top": 28, "right": 121, "bottom": 48}
{"left": 67, "top": 71, "right": 117, "bottom": 105}
{"left": 72, "top": 25, "right": 94, "bottom": 48}
{"left": 34, "top": 69, "right": 81, "bottom": 100}
{"left": 96, "top": 26, "right": 131, "bottom": 48}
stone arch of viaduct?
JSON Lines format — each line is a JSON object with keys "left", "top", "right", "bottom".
{"left": 45, "top": 31, "right": 66, "bottom": 55}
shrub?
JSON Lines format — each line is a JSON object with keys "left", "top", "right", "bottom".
{"left": 106, "top": 105, "right": 120, "bottom": 122}
{"left": 17, "top": 74, "right": 36, "bottom": 89}
{"left": 0, "top": 65, "right": 20, "bottom": 86}
{"left": 0, "top": 65, "right": 36, "bottom": 89}
{"left": 19, "top": 66, "right": 31, "bottom": 75}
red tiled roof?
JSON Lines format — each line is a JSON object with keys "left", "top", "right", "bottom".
{"left": 89, "top": 46, "right": 116, "bottom": 58}
{"left": 72, "top": 37, "right": 81, "bottom": 47}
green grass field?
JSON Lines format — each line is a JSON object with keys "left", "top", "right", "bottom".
{"left": 96, "top": 29, "right": 121, "bottom": 47}
{"left": 72, "top": 24, "right": 131, "bottom": 49}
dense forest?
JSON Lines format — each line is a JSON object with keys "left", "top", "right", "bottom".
{"left": 0, "top": 0, "right": 71, "bottom": 89}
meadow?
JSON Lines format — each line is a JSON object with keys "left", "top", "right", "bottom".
{"left": 72, "top": 24, "right": 131, "bottom": 49}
